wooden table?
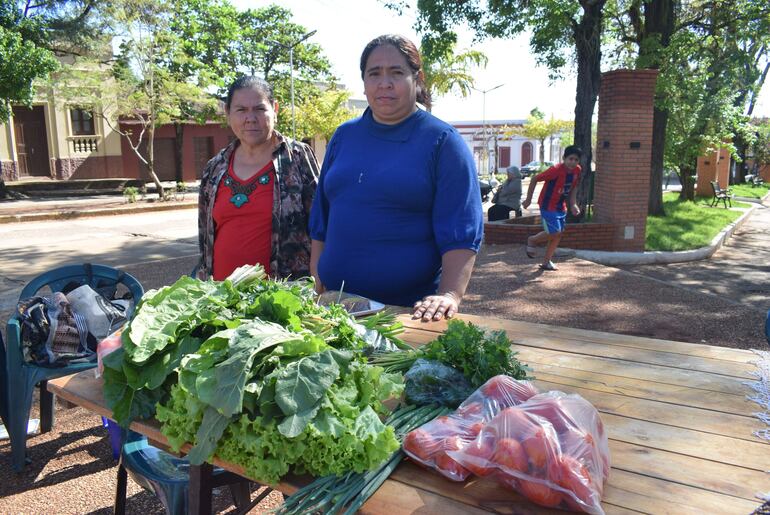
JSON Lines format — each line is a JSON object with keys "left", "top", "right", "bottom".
{"left": 48, "top": 313, "right": 768, "bottom": 514}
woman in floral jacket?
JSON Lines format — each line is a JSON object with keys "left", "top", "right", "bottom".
{"left": 198, "top": 76, "right": 319, "bottom": 280}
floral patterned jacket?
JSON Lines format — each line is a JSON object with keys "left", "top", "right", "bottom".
{"left": 198, "top": 133, "right": 319, "bottom": 280}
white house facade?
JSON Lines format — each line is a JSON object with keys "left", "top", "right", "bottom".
{"left": 449, "top": 119, "right": 564, "bottom": 176}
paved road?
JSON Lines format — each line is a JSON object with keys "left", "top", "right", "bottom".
{"left": 0, "top": 210, "right": 199, "bottom": 319}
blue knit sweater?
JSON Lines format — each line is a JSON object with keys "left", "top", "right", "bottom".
{"left": 310, "top": 108, "right": 483, "bottom": 306}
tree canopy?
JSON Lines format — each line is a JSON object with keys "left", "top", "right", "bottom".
{"left": 397, "top": 0, "right": 606, "bottom": 216}
{"left": 294, "top": 88, "right": 359, "bottom": 142}
{"left": 0, "top": 0, "right": 108, "bottom": 121}
{"left": 420, "top": 39, "right": 487, "bottom": 110}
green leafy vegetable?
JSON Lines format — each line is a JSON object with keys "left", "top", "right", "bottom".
{"left": 105, "top": 265, "right": 407, "bottom": 484}
{"left": 373, "top": 319, "right": 531, "bottom": 387}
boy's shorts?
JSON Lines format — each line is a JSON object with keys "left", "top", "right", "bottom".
{"left": 541, "top": 210, "right": 566, "bottom": 234}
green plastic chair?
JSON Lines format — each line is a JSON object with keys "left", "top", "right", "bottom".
{"left": 115, "top": 429, "right": 261, "bottom": 515}
{"left": 2, "top": 263, "right": 144, "bottom": 471}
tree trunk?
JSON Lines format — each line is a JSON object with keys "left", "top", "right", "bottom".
{"left": 648, "top": 107, "right": 668, "bottom": 213}
{"left": 734, "top": 139, "right": 749, "bottom": 185}
{"left": 146, "top": 125, "right": 164, "bottom": 199}
{"left": 174, "top": 123, "right": 184, "bottom": 183}
{"left": 539, "top": 138, "right": 546, "bottom": 163}
{"left": 642, "top": 0, "right": 674, "bottom": 216}
{"left": 679, "top": 164, "right": 695, "bottom": 201}
{"left": 570, "top": 0, "right": 606, "bottom": 222}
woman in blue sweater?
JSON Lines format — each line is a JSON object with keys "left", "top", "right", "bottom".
{"left": 309, "top": 34, "right": 483, "bottom": 321}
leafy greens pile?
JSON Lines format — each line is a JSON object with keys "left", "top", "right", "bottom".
{"left": 102, "top": 266, "right": 405, "bottom": 483}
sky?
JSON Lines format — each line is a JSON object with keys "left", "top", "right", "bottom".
{"left": 235, "top": 0, "right": 770, "bottom": 124}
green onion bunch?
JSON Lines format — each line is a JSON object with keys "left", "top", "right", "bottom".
{"left": 276, "top": 404, "right": 450, "bottom": 515}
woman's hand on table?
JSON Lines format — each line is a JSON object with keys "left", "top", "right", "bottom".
{"left": 412, "top": 292, "right": 459, "bottom": 321}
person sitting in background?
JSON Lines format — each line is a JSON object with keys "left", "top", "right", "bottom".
{"left": 309, "top": 34, "right": 483, "bottom": 321}
{"left": 488, "top": 166, "right": 523, "bottom": 221}
{"left": 197, "top": 76, "right": 319, "bottom": 281}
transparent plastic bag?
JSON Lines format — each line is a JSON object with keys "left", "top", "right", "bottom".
{"left": 403, "top": 359, "right": 474, "bottom": 408}
{"left": 96, "top": 327, "right": 125, "bottom": 377}
{"left": 401, "top": 375, "right": 540, "bottom": 481}
{"left": 450, "top": 391, "right": 610, "bottom": 514}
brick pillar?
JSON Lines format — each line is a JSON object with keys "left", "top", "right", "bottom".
{"left": 695, "top": 147, "right": 730, "bottom": 197}
{"left": 715, "top": 147, "right": 730, "bottom": 187}
{"left": 594, "top": 69, "right": 658, "bottom": 252}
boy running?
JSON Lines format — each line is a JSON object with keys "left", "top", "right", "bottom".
{"left": 521, "top": 145, "right": 583, "bottom": 271}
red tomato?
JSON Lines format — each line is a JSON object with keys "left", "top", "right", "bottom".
{"left": 493, "top": 438, "right": 528, "bottom": 474}
{"left": 402, "top": 428, "right": 440, "bottom": 461}
{"left": 494, "top": 407, "right": 537, "bottom": 435}
{"left": 518, "top": 478, "right": 563, "bottom": 508}
{"left": 435, "top": 452, "right": 470, "bottom": 480}
{"left": 435, "top": 436, "right": 470, "bottom": 481}
{"left": 511, "top": 381, "right": 540, "bottom": 403}
{"left": 523, "top": 398, "right": 569, "bottom": 433}
{"left": 456, "top": 401, "right": 483, "bottom": 419}
{"left": 521, "top": 428, "right": 555, "bottom": 470}
{"left": 430, "top": 415, "right": 461, "bottom": 436}
{"left": 466, "top": 420, "right": 485, "bottom": 438}
{"left": 482, "top": 376, "right": 540, "bottom": 407}
{"left": 482, "top": 376, "right": 516, "bottom": 405}
{"left": 461, "top": 435, "right": 496, "bottom": 477}
{"left": 556, "top": 455, "right": 597, "bottom": 512}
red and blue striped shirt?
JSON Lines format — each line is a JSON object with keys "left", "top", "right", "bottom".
{"left": 537, "top": 163, "right": 582, "bottom": 212}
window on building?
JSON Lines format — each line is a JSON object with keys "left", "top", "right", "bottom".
{"left": 70, "top": 108, "right": 95, "bottom": 135}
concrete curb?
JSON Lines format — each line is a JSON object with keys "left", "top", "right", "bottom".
{"left": 0, "top": 201, "right": 197, "bottom": 224}
{"left": 735, "top": 189, "right": 770, "bottom": 204}
{"left": 569, "top": 205, "right": 758, "bottom": 265}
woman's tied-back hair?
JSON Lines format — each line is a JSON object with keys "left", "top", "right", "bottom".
{"left": 225, "top": 76, "right": 275, "bottom": 110}
{"left": 359, "top": 34, "right": 432, "bottom": 110}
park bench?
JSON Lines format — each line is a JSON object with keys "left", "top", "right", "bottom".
{"left": 710, "top": 180, "right": 732, "bottom": 208}
{"left": 745, "top": 174, "right": 765, "bottom": 187}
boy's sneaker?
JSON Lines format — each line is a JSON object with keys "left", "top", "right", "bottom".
{"left": 539, "top": 261, "right": 558, "bottom": 271}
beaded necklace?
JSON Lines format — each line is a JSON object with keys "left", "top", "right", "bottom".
{"left": 223, "top": 152, "right": 271, "bottom": 208}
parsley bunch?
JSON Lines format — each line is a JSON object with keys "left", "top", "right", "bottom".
{"left": 373, "top": 320, "right": 531, "bottom": 387}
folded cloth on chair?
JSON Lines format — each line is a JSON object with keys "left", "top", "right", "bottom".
{"left": 17, "top": 293, "right": 94, "bottom": 367}
{"left": 66, "top": 284, "right": 128, "bottom": 341}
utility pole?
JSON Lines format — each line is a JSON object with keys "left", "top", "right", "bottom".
{"left": 471, "top": 84, "right": 504, "bottom": 178}
{"left": 268, "top": 29, "right": 317, "bottom": 140}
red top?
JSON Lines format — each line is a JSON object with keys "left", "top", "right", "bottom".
{"left": 537, "top": 163, "right": 582, "bottom": 212}
{"left": 212, "top": 155, "right": 274, "bottom": 280}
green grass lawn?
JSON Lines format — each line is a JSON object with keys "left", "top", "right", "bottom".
{"left": 645, "top": 192, "right": 747, "bottom": 251}
{"left": 730, "top": 182, "right": 770, "bottom": 199}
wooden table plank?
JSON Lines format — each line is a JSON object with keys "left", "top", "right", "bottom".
{"left": 515, "top": 347, "right": 748, "bottom": 396}
{"left": 602, "top": 412, "right": 768, "bottom": 470}
{"left": 532, "top": 378, "right": 764, "bottom": 445}
{"left": 603, "top": 469, "right": 760, "bottom": 514}
{"left": 608, "top": 440, "right": 766, "bottom": 501}
{"left": 396, "top": 314, "right": 759, "bottom": 364}
{"left": 531, "top": 364, "right": 758, "bottom": 417}
{"left": 510, "top": 335, "right": 755, "bottom": 379}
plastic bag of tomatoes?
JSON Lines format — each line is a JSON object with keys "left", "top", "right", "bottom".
{"left": 450, "top": 391, "right": 610, "bottom": 515}
{"left": 401, "top": 375, "right": 540, "bottom": 481}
